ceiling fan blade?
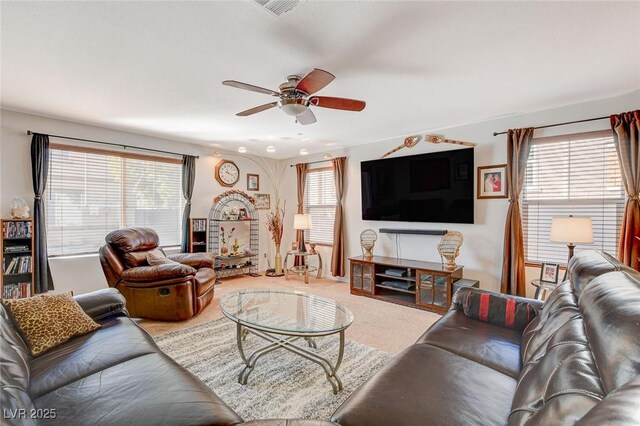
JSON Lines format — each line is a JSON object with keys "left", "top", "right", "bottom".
{"left": 295, "top": 69, "right": 335, "bottom": 95}
{"left": 296, "top": 108, "right": 317, "bottom": 125}
{"left": 222, "top": 80, "right": 280, "bottom": 97}
{"left": 236, "top": 102, "right": 278, "bottom": 116}
{"left": 309, "top": 96, "right": 366, "bottom": 111}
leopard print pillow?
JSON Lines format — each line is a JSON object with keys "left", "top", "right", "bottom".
{"left": 2, "top": 292, "right": 100, "bottom": 357}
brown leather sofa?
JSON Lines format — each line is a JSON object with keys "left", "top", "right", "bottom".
{"left": 99, "top": 227, "right": 216, "bottom": 321}
{"left": 0, "top": 288, "right": 337, "bottom": 426}
{"left": 0, "top": 288, "right": 242, "bottom": 426}
{"left": 330, "top": 250, "right": 640, "bottom": 425}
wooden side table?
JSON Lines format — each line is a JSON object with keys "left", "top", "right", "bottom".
{"left": 531, "top": 279, "right": 558, "bottom": 301}
{"left": 284, "top": 251, "right": 322, "bottom": 284}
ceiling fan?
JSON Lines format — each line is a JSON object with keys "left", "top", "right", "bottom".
{"left": 222, "top": 68, "right": 366, "bottom": 125}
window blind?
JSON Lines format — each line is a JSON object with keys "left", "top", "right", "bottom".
{"left": 522, "top": 131, "right": 624, "bottom": 265}
{"left": 47, "top": 146, "right": 184, "bottom": 256}
{"left": 305, "top": 168, "right": 337, "bottom": 245}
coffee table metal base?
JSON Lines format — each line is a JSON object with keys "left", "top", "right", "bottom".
{"left": 235, "top": 323, "right": 345, "bottom": 394}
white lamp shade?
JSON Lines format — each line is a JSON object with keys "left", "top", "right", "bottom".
{"left": 293, "top": 214, "right": 312, "bottom": 230}
{"left": 550, "top": 216, "right": 594, "bottom": 244}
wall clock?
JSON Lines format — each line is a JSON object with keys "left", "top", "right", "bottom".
{"left": 215, "top": 160, "right": 240, "bottom": 187}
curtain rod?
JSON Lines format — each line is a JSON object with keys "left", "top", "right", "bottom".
{"left": 289, "top": 158, "right": 345, "bottom": 167}
{"left": 26, "top": 131, "right": 199, "bottom": 159}
{"left": 492, "top": 115, "right": 610, "bottom": 136}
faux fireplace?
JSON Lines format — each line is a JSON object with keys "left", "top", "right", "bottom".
{"left": 208, "top": 190, "right": 260, "bottom": 281}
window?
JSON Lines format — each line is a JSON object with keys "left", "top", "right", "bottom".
{"left": 522, "top": 131, "right": 624, "bottom": 265}
{"left": 47, "top": 145, "right": 184, "bottom": 256}
{"left": 305, "top": 168, "right": 337, "bottom": 245}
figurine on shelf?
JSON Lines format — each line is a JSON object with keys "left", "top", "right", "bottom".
{"left": 228, "top": 207, "right": 240, "bottom": 220}
{"left": 232, "top": 238, "right": 242, "bottom": 256}
{"left": 10, "top": 197, "right": 30, "bottom": 219}
{"left": 438, "top": 231, "right": 463, "bottom": 270}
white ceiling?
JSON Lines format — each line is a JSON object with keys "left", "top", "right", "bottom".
{"left": 1, "top": 1, "right": 639, "bottom": 159}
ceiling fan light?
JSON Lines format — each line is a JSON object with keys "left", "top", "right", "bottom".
{"left": 279, "top": 98, "right": 309, "bottom": 116}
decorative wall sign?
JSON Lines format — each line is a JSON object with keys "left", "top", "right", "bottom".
{"left": 381, "top": 135, "right": 421, "bottom": 158}
{"left": 477, "top": 164, "right": 508, "bottom": 199}
{"left": 425, "top": 134, "right": 477, "bottom": 147}
{"left": 380, "top": 134, "right": 477, "bottom": 159}
{"left": 254, "top": 193, "right": 271, "bottom": 210}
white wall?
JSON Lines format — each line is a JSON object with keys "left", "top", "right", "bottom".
{"left": 2, "top": 90, "right": 637, "bottom": 296}
{"left": 0, "top": 109, "right": 277, "bottom": 294}
{"left": 279, "top": 90, "right": 640, "bottom": 296}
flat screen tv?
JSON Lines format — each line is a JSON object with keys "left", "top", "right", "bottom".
{"left": 361, "top": 148, "right": 474, "bottom": 223}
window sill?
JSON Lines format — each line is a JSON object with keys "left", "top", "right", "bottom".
{"left": 309, "top": 242, "right": 333, "bottom": 247}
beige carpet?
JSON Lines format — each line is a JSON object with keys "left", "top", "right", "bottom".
{"left": 140, "top": 274, "right": 441, "bottom": 354}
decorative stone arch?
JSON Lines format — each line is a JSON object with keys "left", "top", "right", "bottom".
{"left": 208, "top": 190, "right": 259, "bottom": 277}
{"left": 209, "top": 190, "right": 258, "bottom": 221}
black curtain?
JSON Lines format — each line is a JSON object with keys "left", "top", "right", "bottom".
{"left": 180, "top": 155, "right": 196, "bottom": 253}
{"left": 31, "top": 133, "right": 54, "bottom": 293}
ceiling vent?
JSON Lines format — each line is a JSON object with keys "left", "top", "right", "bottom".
{"left": 253, "top": 0, "right": 301, "bottom": 17}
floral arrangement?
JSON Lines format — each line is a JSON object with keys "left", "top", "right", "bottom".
{"left": 266, "top": 206, "right": 285, "bottom": 247}
{"left": 220, "top": 226, "right": 235, "bottom": 245}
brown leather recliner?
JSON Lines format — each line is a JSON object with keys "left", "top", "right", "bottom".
{"left": 99, "top": 227, "right": 215, "bottom": 321}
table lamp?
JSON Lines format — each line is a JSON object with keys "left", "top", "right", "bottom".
{"left": 294, "top": 214, "right": 312, "bottom": 253}
{"left": 550, "top": 215, "right": 593, "bottom": 266}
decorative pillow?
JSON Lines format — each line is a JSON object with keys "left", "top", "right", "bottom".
{"left": 146, "top": 248, "right": 179, "bottom": 266}
{"left": 2, "top": 292, "right": 101, "bottom": 357}
{"left": 462, "top": 292, "right": 537, "bottom": 332}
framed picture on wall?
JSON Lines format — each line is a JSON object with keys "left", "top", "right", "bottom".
{"left": 540, "top": 262, "right": 560, "bottom": 284}
{"left": 247, "top": 174, "right": 259, "bottom": 191}
{"left": 477, "top": 164, "right": 508, "bottom": 199}
{"left": 254, "top": 193, "right": 270, "bottom": 210}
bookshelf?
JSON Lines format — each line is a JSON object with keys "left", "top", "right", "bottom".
{"left": 189, "top": 218, "right": 208, "bottom": 253}
{"left": 1, "top": 219, "right": 34, "bottom": 299}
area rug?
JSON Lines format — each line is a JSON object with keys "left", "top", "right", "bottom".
{"left": 154, "top": 317, "right": 391, "bottom": 421}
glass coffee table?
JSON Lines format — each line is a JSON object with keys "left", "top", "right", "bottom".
{"left": 220, "top": 289, "right": 354, "bottom": 394}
